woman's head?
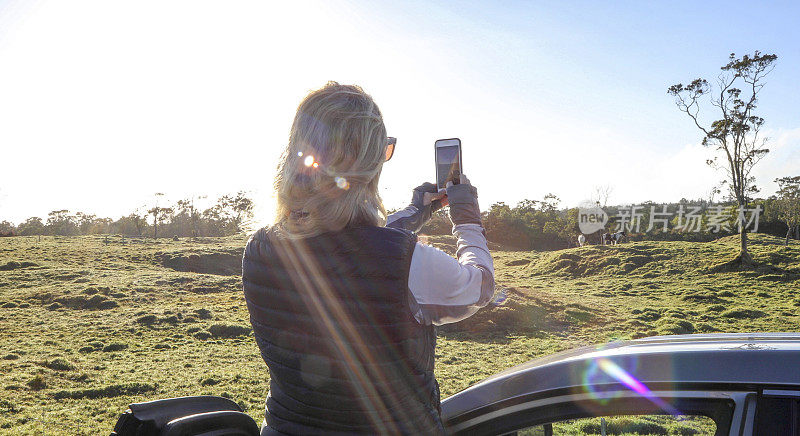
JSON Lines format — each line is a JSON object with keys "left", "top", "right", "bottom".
{"left": 274, "top": 82, "right": 388, "bottom": 237}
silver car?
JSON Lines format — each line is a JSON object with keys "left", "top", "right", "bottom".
{"left": 442, "top": 333, "right": 800, "bottom": 435}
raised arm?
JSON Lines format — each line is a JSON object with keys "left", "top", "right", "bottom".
{"left": 386, "top": 182, "right": 445, "bottom": 234}
{"left": 405, "top": 176, "right": 495, "bottom": 325}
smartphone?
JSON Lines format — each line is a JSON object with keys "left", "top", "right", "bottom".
{"left": 435, "top": 138, "right": 462, "bottom": 190}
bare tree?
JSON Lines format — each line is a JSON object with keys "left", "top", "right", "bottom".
{"left": 591, "top": 185, "right": 613, "bottom": 208}
{"left": 668, "top": 51, "right": 777, "bottom": 265}
{"left": 148, "top": 193, "right": 168, "bottom": 238}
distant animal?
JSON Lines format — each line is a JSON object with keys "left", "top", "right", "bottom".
{"left": 609, "top": 231, "right": 626, "bottom": 245}
{"left": 577, "top": 234, "right": 586, "bottom": 247}
{"left": 601, "top": 232, "right": 609, "bottom": 245}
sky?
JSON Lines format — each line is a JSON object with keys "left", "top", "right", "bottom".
{"left": 1, "top": 0, "right": 799, "bottom": 226}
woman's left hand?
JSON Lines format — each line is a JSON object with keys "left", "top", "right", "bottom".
{"left": 412, "top": 182, "right": 447, "bottom": 211}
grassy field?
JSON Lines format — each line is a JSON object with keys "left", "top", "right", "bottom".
{"left": 1, "top": 232, "right": 798, "bottom": 434}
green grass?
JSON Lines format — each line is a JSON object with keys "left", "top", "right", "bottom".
{"left": 1, "top": 233, "right": 799, "bottom": 434}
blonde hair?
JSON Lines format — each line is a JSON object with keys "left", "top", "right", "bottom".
{"left": 273, "top": 82, "right": 388, "bottom": 237}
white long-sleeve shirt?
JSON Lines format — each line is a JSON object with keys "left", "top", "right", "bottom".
{"left": 386, "top": 207, "right": 495, "bottom": 326}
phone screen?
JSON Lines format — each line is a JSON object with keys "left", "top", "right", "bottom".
{"left": 436, "top": 144, "right": 461, "bottom": 189}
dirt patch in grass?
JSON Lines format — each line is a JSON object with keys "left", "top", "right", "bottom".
{"left": 442, "top": 295, "right": 572, "bottom": 335}
{"left": 52, "top": 382, "right": 156, "bottom": 399}
{"left": 506, "top": 259, "right": 531, "bottom": 267}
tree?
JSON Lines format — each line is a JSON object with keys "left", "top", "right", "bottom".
{"left": 775, "top": 176, "right": 800, "bottom": 245}
{"left": 46, "top": 210, "right": 78, "bottom": 236}
{"left": 148, "top": 193, "right": 171, "bottom": 238}
{"left": 668, "top": 51, "right": 777, "bottom": 265}
{"left": 16, "top": 217, "right": 45, "bottom": 236}
{"left": 0, "top": 220, "right": 14, "bottom": 236}
{"left": 148, "top": 206, "right": 173, "bottom": 238}
{"left": 484, "top": 202, "right": 531, "bottom": 250}
{"left": 175, "top": 195, "right": 205, "bottom": 237}
{"left": 75, "top": 212, "right": 97, "bottom": 234}
{"left": 210, "top": 191, "right": 255, "bottom": 235}
{"left": 130, "top": 210, "right": 147, "bottom": 236}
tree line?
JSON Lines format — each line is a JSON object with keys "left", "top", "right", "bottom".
{"left": 419, "top": 177, "right": 800, "bottom": 251}
{"left": 1, "top": 180, "right": 797, "bottom": 250}
{"left": 0, "top": 192, "right": 254, "bottom": 238}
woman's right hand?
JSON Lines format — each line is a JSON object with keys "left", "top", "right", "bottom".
{"left": 446, "top": 174, "right": 481, "bottom": 225}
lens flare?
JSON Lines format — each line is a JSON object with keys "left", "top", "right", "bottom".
{"left": 304, "top": 155, "right": 314, "bottom": 167}
{"left": 490, "top": 288, "right": 507, "bottom": 306}
{"left": 312, "top": 162, "right": 319, "bottom": 168}
{"left": 335, "top": 176, "right": 350, "bottom": 190}
{"left": 297, "top": 151, "right": 303, "bottom": 157}
{"left": 588, "top": 357, "right": 682, "bottom": 416}
{"left": 597, "top": 358, "right": 648, "bottom": 396}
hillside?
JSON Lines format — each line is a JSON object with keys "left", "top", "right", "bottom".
{"left": 0, "top": 233, "right": 799, "bottom": 434}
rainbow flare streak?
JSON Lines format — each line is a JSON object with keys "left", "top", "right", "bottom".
{"left": 596, "top": 357, "right": 682, "bottom": 416}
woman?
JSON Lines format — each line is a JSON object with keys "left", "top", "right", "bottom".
{"left": 242, "top": 82, "right": 494, "bottom": 435}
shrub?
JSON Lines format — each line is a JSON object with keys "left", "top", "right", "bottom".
{"left": 27, "top": 375, "right": 46, "bottom": 390}
{"left": 88, "top": 341, "right": 104, "bottom": 349}
{"left": 208, "top": 324, "right": 251, "bottom": 339}
{"left": 721, "top": 309, "right": 766, "bottom": 319}
{"left": 0, "top": 399, "right": 18, "bottom": 413}
{"left": 655, "top": 318, "right": 695, "bottom": 335}
{"left": 102, "top": 343, "right": 128, "bottom": 352}
{"left": 43, "top": 358, "right": 75, "bottom": 371}
{"left": 200, "top": 377, "right": 220, "bottom": 386}
{"left": 194, "top": 308, "right": 212, "bottom": 319}
{"left": 635, "top": 309, "right": 662, "bottom": 322}
{"left": 136, "top": 315, "right": 158, "bottom": 325}
{"left": 193, "top": 331, "right": 212, "bottom": 340}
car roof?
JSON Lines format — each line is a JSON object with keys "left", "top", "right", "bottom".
{"left": 441, "top": 333, "right": 800, "bottom": 420}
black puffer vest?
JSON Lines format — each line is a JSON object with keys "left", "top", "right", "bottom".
{"left": 242, "top": 225, "right": 443, "bottom": 435}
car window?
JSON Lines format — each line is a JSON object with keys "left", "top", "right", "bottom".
{"left": 510, "top": 414, "right": 716, "bottom": 435}
{"left": 755, "top": 396, "right": 800, "bottom": 435}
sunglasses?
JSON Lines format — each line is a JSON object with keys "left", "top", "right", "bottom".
{"left": 386, "top": 137, "right": 397, "bottom": 161}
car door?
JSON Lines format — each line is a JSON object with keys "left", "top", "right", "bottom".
{"left": 444, "top": 389, "right": 751, "bottom": 436}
